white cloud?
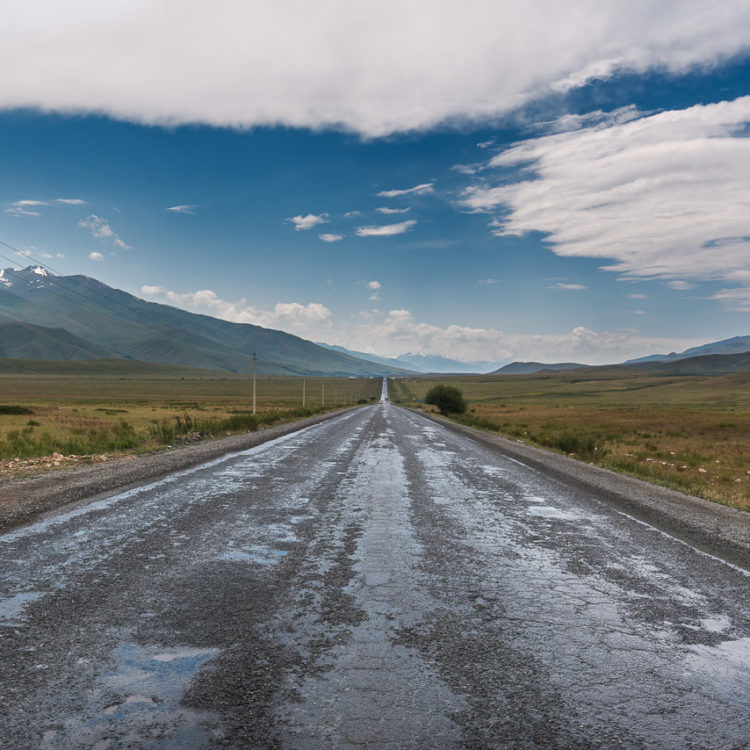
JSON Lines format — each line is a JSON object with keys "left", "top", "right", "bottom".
{"left": 552, "top": 282, "right": 587, "bottom": 290}
{"left": 377, "top": 183, "right": 433, "bottom": 198}
{"left": 462, "top": 97, "right": 750, "bottom": 306}
{"left": 356, "top": 220, "right": 417, "bottom": 237}
{"left": 4, "top": 207, "right": 40, "bottom": 217}
{"left": 343, "top": 210, "right": 361, "bottom": 218}
{"left": 366, "top": 280, "right": 381, "bottom": 290}
{"left": 78, "top": 214, "right": 130, "bottom": 249}
{"left": 667, "top": 280, "right": 694, "bottom": 291}
{"left": 55, "top": 198, "right": 86, "bottom": 205}
{"left": 88, "top": 251, "right": 104, "bottom": 261}
{"left": 4, "top": 199, "right": 47, "bottom": 217}
{"left": 4, "top": 2, "right": 748, "bottom": 136}
{"left": 342, "top": 309, "right": 702, "bottom": 365}
{"left": 141, "top": 285, "right": 332, "bottom": 338}
{"left": 629, "top": 293, "right": 647, "bottom": 299}
{"left": 287, "top": 213, "right": 328, "bottom": 231}
{"left": 165, "top": 204, "right": 196, "bottom": 214}
{"left": 318, "top": 233, "right": 343, "bottom": 242}
{"left": 376, "top": 206, "right": 412, "bottom": 214}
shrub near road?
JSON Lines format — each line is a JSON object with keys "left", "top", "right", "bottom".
{"left": 394, "top": 370, "right": 750, "bottom": 511}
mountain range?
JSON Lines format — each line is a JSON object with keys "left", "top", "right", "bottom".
{"left": 0, "top": 266, "right": 412, "bottom": 377}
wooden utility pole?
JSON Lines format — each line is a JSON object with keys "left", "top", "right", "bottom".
{"left": 252, "top": 352, "right": 257, "bottom": 415}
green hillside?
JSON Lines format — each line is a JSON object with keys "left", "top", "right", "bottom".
{"left": 0, "top": 267, "right": 411, "bottom": 376}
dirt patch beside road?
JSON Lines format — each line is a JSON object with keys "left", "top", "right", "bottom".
{"left": 0, "top": 408, "right": 355, "bottom": 533}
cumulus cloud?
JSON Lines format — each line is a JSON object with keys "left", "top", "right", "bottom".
{"left": 78, "top": 214, "right": 130, "bottom": 249}
{"left": 367, "top": 280, "right": 381, "bottom": 290}
{"left": 356, "top": 220, "right": 417, "bottom": 237}
{"left": 3, "top": 2, "right": 749, "bottom": 136}
{"left": 141, "top": 285, "right": 332, "bottom": 338}
{"left": 462, "top": 96, "right": 750, "bottom": 307}
{"left": 377, "top": 183, "right": 433, "bottom": 198}
{"left": 318, "top": 233, "right": 343, "bottom": 242}
{"left": 287, "top": 213, "right": 328, "bottom": 231}
{"left": 344, "top": 310, "right": 702, "bottom": 365}
{"left": 165, "top": 204, "right": 196, "bottom": 214}
{"left": 88, "top": 251, "right": 103, "bottom": 261}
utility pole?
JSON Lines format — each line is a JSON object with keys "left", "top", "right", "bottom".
{"left": 252, "top": 352, "right": 257, "bottom": 415}
{"left": 302, "top": 377, "right": 306, "bottom": 407}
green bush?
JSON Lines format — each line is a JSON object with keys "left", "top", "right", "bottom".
{"left": 424, "top": 385, "right": 467, "bottom": 415}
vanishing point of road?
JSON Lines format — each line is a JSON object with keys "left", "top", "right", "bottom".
{"left": 2, "top": 380, "right": 750, "bottom": 748}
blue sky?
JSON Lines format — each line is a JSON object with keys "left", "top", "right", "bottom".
{"left": 1, "top": 1, "right": 750, "bottom": 365}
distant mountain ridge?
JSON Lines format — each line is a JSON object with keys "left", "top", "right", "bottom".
{"left": 624, "top": 335, "right": 750, "bottom": 365}
{"left": 492, "top": 361, "right": 586, "bottom": 375}
{"left": 0, "top": 266, "right": 413, "bottom": 376}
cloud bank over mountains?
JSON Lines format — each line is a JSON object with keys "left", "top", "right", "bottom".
{"left": 2, "top": 1, "right": 749, "bottom": 137}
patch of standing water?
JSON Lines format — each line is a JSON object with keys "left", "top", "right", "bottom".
{"left": 526, "top": 505, "right": 582, "bottom": 521}
{"left": 684, "top": 637, "right": 750, "bottom": 713}
{"left": 41, "top": 643, "right": 221, "bottom": 749}
{"left": 0, "top": 590, "right": 44, "bottom": 625}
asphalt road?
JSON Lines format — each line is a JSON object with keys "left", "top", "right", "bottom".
{"left": 2, "top": 389, "right": 750, "bottom": 748}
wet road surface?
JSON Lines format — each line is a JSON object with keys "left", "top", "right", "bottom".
{"left": 2, "top": 393, "right": 750, "bottom": 747}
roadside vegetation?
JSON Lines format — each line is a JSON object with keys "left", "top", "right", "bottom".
{"left": 392, "top": 369, "right": 750, "bottom": 511}
{"left": 0, "top": 365, "right": 380, "bottom": 477}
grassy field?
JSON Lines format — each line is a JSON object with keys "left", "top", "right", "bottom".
{"left": 0, "top": 360, "right": 381, "bottom": 476}
{"left": 392, "top": 368, "right": 750, "bottom": 511}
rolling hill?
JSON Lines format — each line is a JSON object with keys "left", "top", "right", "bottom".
{"left": 0, "top": 266, "right": 412, "bottom": 376}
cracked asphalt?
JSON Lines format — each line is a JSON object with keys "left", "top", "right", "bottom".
{"left": 2, "top": 389, "right": 750, "bottom": 748}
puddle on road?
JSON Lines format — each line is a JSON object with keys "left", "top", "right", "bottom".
{"left": 526, "top": 505, "right": 582, "bottom": 521}
{"left": 41, "top": 643, "right": 221, "bottom": 749}
{"left": 0, "top": 590, "right": 44, "bottom": 625}
{"left": 684, "top": 636, "right": 750, "bottom": 712}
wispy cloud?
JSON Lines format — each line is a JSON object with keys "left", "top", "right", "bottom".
{"left": 287, "top": 213, "right": 328, "bottom": 231}
{"left": 88, "top": 251, "right": 104, "bottom": 261}
{"left": 462, "top": 97, "right": 750, "bottom": 307}
{"left": 629, "top": 293, "right": 647, "bottom": 299}
{"left": 78, "top": 214, "right": 131, "bottom": 249}
{"left": 478, "top": 278, "right": 498, "bottom": 285}
{"left": 4, "top": 199, "right": 47, "bottom": 217}
{"left": 551, "top": 282, "right": 587, "bottom": 290}
{"left": 165, "top": 204, "right": 196, "bottom": 214}
{"left": 318, "top": 233, "right": 343, "bottom": 242}
{"left": 377, "top": 183, "right": 433, "bottom": 198}
{"left": 667, "top": 280, "right": 694, "bottom": 290}
{"left": 55, "top": 198, "right": 87, "bottom": 205}
{"left": 356, "top": 220, "right": 417, "bottom": 237}
{"left": 376, "top": 206, "right": 411, "bottom": 214}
